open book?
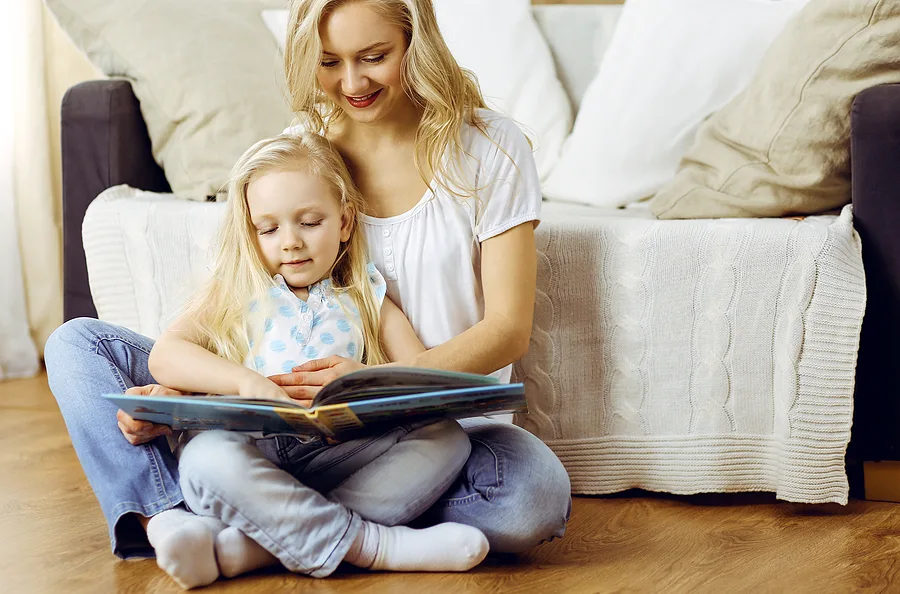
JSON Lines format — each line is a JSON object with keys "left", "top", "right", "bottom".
{"left": 104, "top": 367, "right": 527, "bottom": 438}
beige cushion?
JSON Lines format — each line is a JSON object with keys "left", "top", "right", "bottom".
{"left": 651, "top": 0, "right": 900, "bottom": 219}
{"left": 46, "top": 0, "right": 293, "bottom": 200}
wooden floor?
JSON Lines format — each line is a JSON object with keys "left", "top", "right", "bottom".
{"left": 3, "top": 372, "right": 900, "bottom": 593}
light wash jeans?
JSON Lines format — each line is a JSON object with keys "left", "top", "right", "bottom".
{"left": 45, "top": 318, "right": 571, "bottom": 567}
{"left": 177, "top": 419, "right": 469, "bottom": 576}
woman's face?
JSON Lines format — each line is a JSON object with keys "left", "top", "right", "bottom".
{"left": 316, "top": 2, "right": 413, "bottom": 126}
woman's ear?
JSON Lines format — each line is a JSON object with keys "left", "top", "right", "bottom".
{"left": 340, "top": 206, "right": 354, "bottom": 242}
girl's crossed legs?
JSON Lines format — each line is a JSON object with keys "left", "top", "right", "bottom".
{"left": 172, "top": 418, "right": 481, "bottom": 583}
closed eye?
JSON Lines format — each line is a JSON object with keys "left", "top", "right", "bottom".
{"left": 257, "top": 227, "right": 276, "bottom": 235}
{"left": 362, "top": 55, "right": 385, "bottom": 64}
{"left": 320, "top": 60, "right": 339, "bottom": 68}
{"left": 301, "top": 220, "right": 323, "bottom": 228}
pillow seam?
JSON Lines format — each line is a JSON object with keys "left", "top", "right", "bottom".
{"left": 713, "top": 1, "right": 880, "bottom": 197}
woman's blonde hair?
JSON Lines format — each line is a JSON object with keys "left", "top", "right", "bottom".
{"left": 178, "top": 133, "right": 388, "bottom": 367}
{"left": 284, "top": 0, "right": 493, "bottom": 200}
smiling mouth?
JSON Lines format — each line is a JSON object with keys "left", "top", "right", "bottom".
{"left": 345, "top": 89, "right": 382, "bottom": 108}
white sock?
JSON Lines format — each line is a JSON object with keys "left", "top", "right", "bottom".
{"left": 146, "top": 508, "right": 226, "bottom": 589}
{"left": 345, "top": 521, "right": 489, "bottom": 572}
{"left": 214, "top": 526, "right": 280, "bottom": 578}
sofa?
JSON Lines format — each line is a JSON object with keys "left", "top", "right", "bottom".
{"left": 58, "top": 3, "right": 898, "bottom": 504}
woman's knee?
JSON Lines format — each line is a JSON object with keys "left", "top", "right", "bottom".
{"left": 463, "top": 423, "right": 571, "bottom": 553}
{"left": 45, "top": 318, "right": 102, "bottom": 365}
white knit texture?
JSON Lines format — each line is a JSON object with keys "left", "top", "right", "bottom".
{"left": 83, "top": 187, "right": 865, "bottom": 504}
{"left": 515, "top": 201, "right": 864, "bottom": 504}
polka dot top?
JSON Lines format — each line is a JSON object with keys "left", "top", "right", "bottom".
{"left": 244, "top": 262, "right": 387, "bottom": 377}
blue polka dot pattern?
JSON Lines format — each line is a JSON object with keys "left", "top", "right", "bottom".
{"left": 249, "top": 265, "right": 381, "bottom": 376}
{"left": 249, "top": 300, "right": 259, "bottom": 313}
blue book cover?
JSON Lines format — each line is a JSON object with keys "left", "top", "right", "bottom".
{"left": 104, "top": 367, "right": 527, "bottom": 438}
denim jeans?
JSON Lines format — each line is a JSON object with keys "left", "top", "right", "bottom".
{"left": 45, "top": 318, "right": 571, "bottom": 562}
{"left": 177, "top": 419, "right": 470, "bottom": 576}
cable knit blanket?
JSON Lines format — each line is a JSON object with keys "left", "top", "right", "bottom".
{"left": 83, "top": 187, "right": 865, "bottom": 504}
{"left": 515, "top": 202, "right": 865, "bottom": 504}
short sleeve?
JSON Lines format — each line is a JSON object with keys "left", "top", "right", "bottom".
{"left": 471, "top": 113, "right": 543, "bottom": 243}
{"left": 367, "top": 262, "right": 388, "bottom": 306}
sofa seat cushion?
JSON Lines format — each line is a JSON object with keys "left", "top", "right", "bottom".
{"left": 83, "top": 187, "right": 865, "bottom": 504}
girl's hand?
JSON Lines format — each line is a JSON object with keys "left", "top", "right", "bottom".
{"left": 237, "top": 371, "right": 293, "bottom": 403}
{"left": 117, "top": 384, "right": 179, "bottom": 445}
{"left": 268, "top": 356, "right": 366, "bottom": 400}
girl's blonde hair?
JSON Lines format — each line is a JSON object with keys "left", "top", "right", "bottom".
{"left": 284, "top": 0, "right": 492, "bottom": 200}
{"left": 178, "top": 133, "right": 388, "bottom": 367}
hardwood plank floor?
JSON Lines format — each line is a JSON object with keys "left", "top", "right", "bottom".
{"left": 2, "top": 372, "right": 899, "bottom": 593}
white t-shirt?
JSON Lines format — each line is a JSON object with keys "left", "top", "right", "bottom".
{"left": 287, "top": 109, "right": 541, "bottom": 382}
{"left": 364, "top": 110, "right": 541, "bottom": 382}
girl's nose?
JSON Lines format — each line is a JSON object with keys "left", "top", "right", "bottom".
{"left": 282, "top": 227, "right": 303, "bottom": 250}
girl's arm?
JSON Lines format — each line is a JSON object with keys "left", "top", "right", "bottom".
{"left": 379, "top": 296, "right": 427, "bottom": 362}
{"left": 148, "top": 316, "right": 288, "bottom": 400}
{"left": 397, "top": 221, "right": 535, "bottom": 374}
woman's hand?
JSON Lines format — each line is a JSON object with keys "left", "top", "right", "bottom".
{"left": 117, "top": 384, "right": 179, "bottom": 445}
{"left": 268, "top": 356, "right": 366, "bottom": 400}
{"left": 237, "top": 371, "right": 293, "bottom": 403}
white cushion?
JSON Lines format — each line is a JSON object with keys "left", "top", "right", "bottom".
{"left": 261, "top": 0, "right": 572, "bottom": 180}
{"left": 542, "top": 0, "right": 809, "bottom": 208}
{"left": 531, "top": 4, "right": 623, "bottom": 111}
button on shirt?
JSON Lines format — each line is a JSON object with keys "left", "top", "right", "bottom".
{"left": 245, "top": 263, "right": 387, "bottom": 377}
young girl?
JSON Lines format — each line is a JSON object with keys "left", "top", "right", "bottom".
{"left": 146, "top": 132, "right": 489, "bottom": 588}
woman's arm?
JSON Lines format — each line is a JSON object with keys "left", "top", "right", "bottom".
{"left": 398, "top": 222, "right": 535, "bottom": 374}
{"left": 273, "top": 221, "right": 536, "bottom": 396}
{"left": 148, "top": 316, "right": 288, "bottom": 400}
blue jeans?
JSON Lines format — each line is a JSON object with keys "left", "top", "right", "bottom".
{"left": 45, "top": 318, "right": 571, "bottom": 562}
{"left": 178, "top": 419, "right": 470, "bottom": 576}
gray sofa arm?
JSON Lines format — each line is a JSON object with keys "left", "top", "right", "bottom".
{"left": 61, "top": 79, "right": 170, "bottom": 321}
{"left": 850, "top": 84, "right": 900, "bottom": 462}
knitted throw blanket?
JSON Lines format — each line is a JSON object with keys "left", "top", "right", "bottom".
{"left": 515, "top": 203, "right": 864, "bottom": 504}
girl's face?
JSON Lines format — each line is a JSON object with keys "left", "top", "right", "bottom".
{"left": 247, "top": 168, "right": 352, "bottom": 292}
{"left": 316, "top": 2, "right": 413, "bottom": 126}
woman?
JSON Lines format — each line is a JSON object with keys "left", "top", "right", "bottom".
{"left": 44, "top": 0, "right": 570, "bottom": 584}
